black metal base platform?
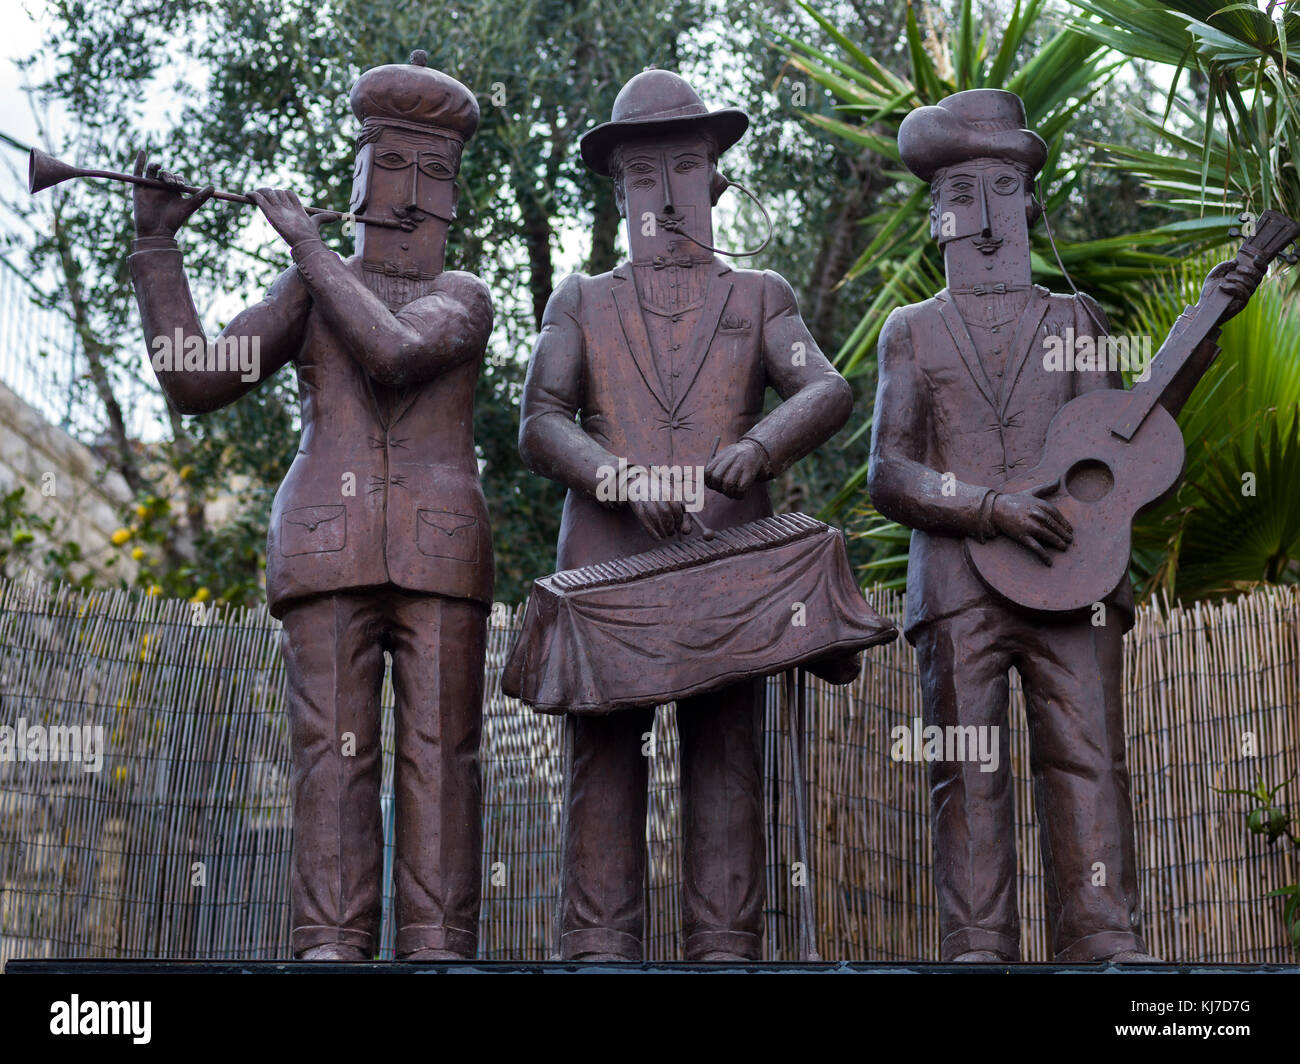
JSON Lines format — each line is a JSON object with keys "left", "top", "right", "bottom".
{"left": 7, "top": 958, "right": 1298, "bottom": 974}
{"left": 5, "top": 958, "right": 1291, "bottom": 1050}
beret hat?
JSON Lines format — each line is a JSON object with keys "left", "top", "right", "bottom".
{"left": 350, "top": 50, "right": 479, "bottom": 143}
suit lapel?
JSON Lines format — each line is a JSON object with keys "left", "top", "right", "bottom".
{"left": 611, "top": 265, "right": 672, "bottom": 414}
{"left": 671, "top": 259, "right": 732, "bottom": 415}
{"left": 936, "top": 291, "right": 999, "bottom": 411}
{"left": 997, "top": 286, "right": 1050, "bottom": 416}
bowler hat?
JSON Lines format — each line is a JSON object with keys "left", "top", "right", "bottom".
{"left": 898, "top": 89, "right": 1046, "bottom": 183}
{"left": 580, "top": 70, "right": 748, "bottom": 176}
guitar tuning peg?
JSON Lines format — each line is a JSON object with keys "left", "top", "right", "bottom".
{"left": 1283, "top": 250, "right": 1299, "bottom": 266}
{"left": 1228, "top": 227, "right": 1242, "bottom": 238}
{"left": 1239, "top": 211, "right": 1252, "bottom": 222}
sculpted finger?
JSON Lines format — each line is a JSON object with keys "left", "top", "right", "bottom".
{"left": 704, "top": 460, "right": 730, "bottom": 492}
{"left": 1019, "top": 533, "right": 1052, "bottom": 566}
{"left": 133, "top": 150, "right": 147, "bottom": 177}
{"left": 1029, "top": 519, "right": 1070, "bottom": 552}
{"left": 1032, "top": 503, "right": 1073, "bottom": 539}
{"left": 180, "top": 185, "right": 215, "bottom": 220}
{"left": 637, "top": 506, "right": 664, "bottom": 540}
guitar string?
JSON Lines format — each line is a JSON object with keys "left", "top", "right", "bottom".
{"left": 1036, "top": 176, "right": 1109, "bottom": 337}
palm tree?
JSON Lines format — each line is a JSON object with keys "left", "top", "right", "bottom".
{"left": 1064, "top": 0, "right": 1300, "bottom": 223}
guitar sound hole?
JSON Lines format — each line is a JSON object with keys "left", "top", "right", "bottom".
{"left": 1065, "top": 459, "right": 1114, "bottom": 502}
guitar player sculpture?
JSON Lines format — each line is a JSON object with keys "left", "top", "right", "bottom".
{"left": 870, "top": 89, "right": 1288, "bottom": 963}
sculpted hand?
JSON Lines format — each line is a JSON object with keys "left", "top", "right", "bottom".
{"left": 248, "top": 187, "right": 330, "bottom": 248}
{"left": 1204, "top": 257, "right": 1265, "bottom": 323}
{"left": 992, "top": 478, "right": 1073, "bottom": 566}
{"left": 626, "top": 467, "right": 686, "bottom": 540}
{"left": 132, "top": 151, "right": 214, "bottom": 239}
{"left": 705, "top": 440, "right": 768, "bottom": 499}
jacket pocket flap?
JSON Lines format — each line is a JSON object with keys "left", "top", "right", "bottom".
{"left": 418, "top": 510, "right": 477, "bottom": 535}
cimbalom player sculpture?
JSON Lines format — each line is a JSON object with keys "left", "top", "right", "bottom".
{"left": 124, "top": 53, "right": 494, "bottom": 961}
{"left": 871, "top": 89, "right": 1294, "bottom": 962}
{"left": 503, "top": 70, "right": 895, "bottom": 962}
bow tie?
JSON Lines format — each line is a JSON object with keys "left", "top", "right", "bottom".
{"left": 651, "top": 254, "right": 698, "bottom": 271}
{"left": 363, "top": 262, "right": 437, "bottom": 280}
{"left": 951, "top": 282, "right": 1030, "bottom": 297}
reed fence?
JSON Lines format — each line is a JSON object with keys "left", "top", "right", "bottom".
{"left": 1, "top": 576, "right": 1296, "bottom": 964}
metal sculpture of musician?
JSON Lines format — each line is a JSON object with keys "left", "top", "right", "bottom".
{"left": 506, "top": 70, "right": 895, "bottom": 962}
{"left": 871, "top": 89, "right": 1286, "bottom": 963}
{"left": 126, "top": 52, "right": 494, "bottom": 961}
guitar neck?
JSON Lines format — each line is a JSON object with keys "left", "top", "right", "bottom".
{"left": 1109, "top": 282, "right": 1232, "bottom": 443}
{"left": 1110, "top": 209, "right": 1300, "bottom": 441}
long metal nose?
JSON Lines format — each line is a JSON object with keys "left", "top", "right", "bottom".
{"left": 979, "top": 175, "right": 993, "bottom": 238}
{"left": 659, "top": 153, "right": 674, "bottom": 215}
{"left": 404, "top": 164, "right": 421, "bottom": 211}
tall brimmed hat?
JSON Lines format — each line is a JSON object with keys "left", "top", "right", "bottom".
{"left": 350, "top": 50, "right": 480, "bottom": 144}
{"left": 898, "top": 89, "right": 1046, "bottom": 183}
{"left": 580, "top": 69, "right": 748, "bottom": 176}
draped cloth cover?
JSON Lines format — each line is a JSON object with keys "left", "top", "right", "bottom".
{"left": 502, "top": 522, "right": 897, "bottom": 715}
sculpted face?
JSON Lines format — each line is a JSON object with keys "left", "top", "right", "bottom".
{"left": 613, "top": 132, "right": 717, "bottom": 261}
{"left": 930, "top": 158, "right": 1033, "bottom": 257}
{"left": 351, "top": 126, "right": 459, "bottom": 223}
{"left": 350, "top": 125, "right": 460, "bottom": 268}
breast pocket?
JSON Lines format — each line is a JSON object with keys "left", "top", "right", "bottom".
{"left": 416, "top": 509, "right": 479, "bottom": 562}
{"left": 280, "top": 505, "right": 347, "bottom": 556}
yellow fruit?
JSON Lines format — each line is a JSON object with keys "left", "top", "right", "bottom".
{"left": 110, "top": 528, "right": 131, "bottom": 546}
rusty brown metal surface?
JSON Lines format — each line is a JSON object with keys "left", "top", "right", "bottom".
{"left": 870, "top": 87, "right": 1276, "bottom": 963}
{"left": 510, "top": 69, "right": 893, "bottom": 961}
{"left": 125, "top": 51, "right": 495, "bottom": 960}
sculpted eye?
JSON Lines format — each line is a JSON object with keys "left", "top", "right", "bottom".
{"left": 630, "top": 177, "right": 655, "bottom": 189}
{"left": 375, "top": 150, "right": 412, "bottom": 169}
{"left": 993, "top": 173, "right": 1020, "bottom": 195}
{"left": 419, "top": 155, "right": 453, "bottom": 178}
{"left": 674, "top": 158, "right": 700, "bottom": 172}
{"left": 626, "top": 161, "right": 654, "bottom": 173}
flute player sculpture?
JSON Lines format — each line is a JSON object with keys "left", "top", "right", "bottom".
{"left": 125, "top": 52, "right": 494, "bottom": 961}
{"left": 504, "top": 70, "right": 895, "bottom": 962}
{"left": 870, "top": 89, "right": 1293, "bottom": 963}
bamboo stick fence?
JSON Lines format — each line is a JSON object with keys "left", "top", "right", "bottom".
{"left": 0, "top": 577, "right": 1296, "bottom": 964}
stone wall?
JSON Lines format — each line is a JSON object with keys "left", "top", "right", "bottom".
{"left": 0, "top": 379, "right": 135, "bottom": 580}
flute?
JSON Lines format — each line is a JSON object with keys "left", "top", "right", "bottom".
{"left": 28, "top": 148, "right": 412, "bottom": 230}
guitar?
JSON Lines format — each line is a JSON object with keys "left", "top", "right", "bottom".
{"left": 965, "top": 209, "right": 1300, "bottom": 614}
